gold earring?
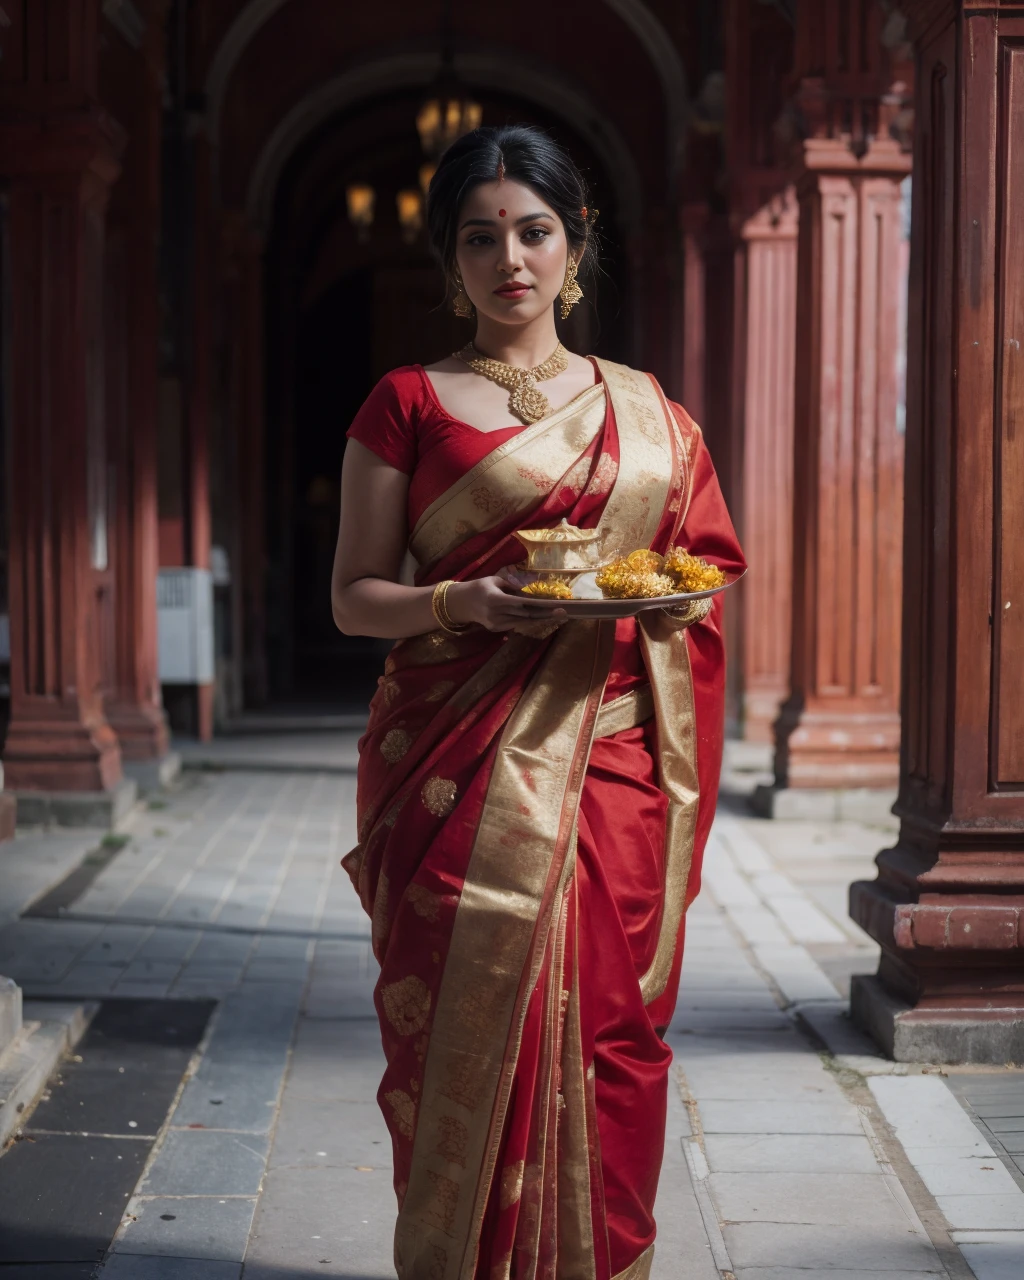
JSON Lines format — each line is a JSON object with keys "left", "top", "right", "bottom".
{"left": 560, "top": 256, "right": 583, "bottom": 319}
{"left": 451, "top": 270, "right": 474, "bottom": 319}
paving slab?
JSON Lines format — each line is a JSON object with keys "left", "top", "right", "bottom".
{"left": 112, "top": 1195, "right": 257, "bottom": 1263}
{"left": 139, "top": 1129, "right": 271, "bottom": 1197}
{"left": 733, "top": 1271, "right": 943, "bottom": 1280}
{"left": 101, "top": 1252, "right": 241, "bottom": 1278}
{"left": 708, "top": 1171, "right": 921, "bottom": 1228}
{"left": 696, "top": 1098, "right": 866, "bottom": 1136}
{"left": 949, "top": 1232, "right": 1024, "bottom": 1280}
{"left": 702, "top": 1133, "right": 881, "bottom": 1175}
{"left": 722, "top": 1221, "right": 939, "bottom": 1272}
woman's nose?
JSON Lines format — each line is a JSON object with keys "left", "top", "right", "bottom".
{"left": 497, "top": 237, "right": 524, "bottom": 274}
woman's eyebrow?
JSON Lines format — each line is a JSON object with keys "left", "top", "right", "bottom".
{"left": 458, "top": 212, "right": 554, "bottom": 230}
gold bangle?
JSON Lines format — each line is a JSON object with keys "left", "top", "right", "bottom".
{"left": 431, "top": 580, "right": 470, "bottom": 635}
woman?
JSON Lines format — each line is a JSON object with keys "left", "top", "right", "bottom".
{"left": 333, "top": 125, "right": 744, "bottom": 1280}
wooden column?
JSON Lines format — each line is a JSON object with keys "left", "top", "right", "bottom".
{"left": 724, "top": 0, "right": 798, "bottom": 743}
{"left": 738, "top": 193, "right": 798, "bottom": 743}
{"left": 850, "top": 0, "right": 1024, "bottom": 1063}
{"left": 222, "top": 212, "right": 269, "bottom": 708}
{"left": 679, "top": 202, "right": 708, "bottom": 429}
{"left": 773, "top": 3, "right": 909, "bottom": 791}
{"left": 102, "top": 1, "right": 172, "bottom": 765}
{"left": 186, "top": 132, "right": 214, "bottom": 742}
{"left": 0, "top": 1, "right": 125, "bottom": 794}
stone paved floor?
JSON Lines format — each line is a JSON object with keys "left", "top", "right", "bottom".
{"left": 0, "top": 751, "right": 1021, "bottom": 1279}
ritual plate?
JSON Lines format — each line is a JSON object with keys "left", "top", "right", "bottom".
{"left": 499, "top": 566, "right": 745, "bottom": 620}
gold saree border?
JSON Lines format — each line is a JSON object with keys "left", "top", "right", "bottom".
{"left": 394, "top": 620, "right": 615, "bottom": 1280}
{"left": 594, "top": 685, "right": 654, "bottom": 739}
{"left": 556, "top": 874, "right": 598, "bottom": 1280}
{"left": 612, "top": 1242, "right": 655, "bottom": 1280}
{"left": 637, "top": 611, "right": 700, "bottom": 1005}
{"left": 590, "top": 359, "right": 674, "bottom": 554}
{"left": 410, "top": 383, "right": 607, "bottom": 569}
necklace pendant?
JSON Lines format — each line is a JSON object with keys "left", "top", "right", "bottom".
{"left": 512, "top": 383, "right": 550, "bottom": 424}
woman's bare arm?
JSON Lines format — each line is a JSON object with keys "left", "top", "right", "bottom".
{"left": 331, "top": 440, "right": 563, "bottom": 639}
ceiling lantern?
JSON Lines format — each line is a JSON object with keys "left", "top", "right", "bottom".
{"left": 346, "top": 183, "right": 375, "bottom": 241}
{"left": 396, "top": 189, "right": 424, "bottom": 244}
{"left": 416, "top": 92, "right": 481, "bottom": 160}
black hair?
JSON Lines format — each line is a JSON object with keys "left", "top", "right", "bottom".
{"left": 426, "top": 124, "right": 597, "bottom": 299}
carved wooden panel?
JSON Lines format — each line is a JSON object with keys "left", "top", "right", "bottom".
{"left": 740, "top": 199, "right": 797, "bottom": 741}
{"left": 898, "top": 9, "right": 1024, "bottom": 828}
{"left": 992, "top": 39, "right": 1024, "bottom": 790}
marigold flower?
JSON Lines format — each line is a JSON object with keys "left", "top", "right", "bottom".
{"left": 663, "top": 548, "right": 727, "bottom": 592}
{"left": 521, "top": 578, "right": 574, "bottom": 599}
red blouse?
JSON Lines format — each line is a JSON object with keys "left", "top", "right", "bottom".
{"left": 346, "top": 361, "right": 651, "bottom": 700}
{"left": 346, "top": 365, "right": 531, "bottom": 529}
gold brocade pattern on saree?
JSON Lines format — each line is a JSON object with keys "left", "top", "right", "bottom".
{"left": 437, "top": 1054, "right": 486, "bottom": 1113}
{"left": 381, "top": 975, "right": 432, "bottom": 1036}
{"left": 425, "top": 1170, "right": 460, "bottom": 1235}
{"left": 410, "top": 384, "right": 606, "bottom": 568}
{"left": 421, "top": 776, "right": 458, "bottom": 818}
{"left": 380, "top": 675, "right": 401, "bottom": 706}
{"left": 406, "top": 882, "right": 442, "bottom": 922}
{"left": 425, "top": 679, "right": 455, "bottom": 703}
{"left": 385, "top": 1088, "right": 416, "bottom": 1139}
{"left": 402, "top": 632, "right": 460, "bottom": 665}
{"left": 499, "top": 1159, "right": 525, "bottom": 1209}
{"left": 380, "top": 728, "right": 413, "bottom": 764}
{"left": 435, "top": 1114, "right": 470, "bottom": 1167}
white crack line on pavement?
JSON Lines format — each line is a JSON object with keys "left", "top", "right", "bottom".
{"left": 681, "top": 1135, "right": 736, "bottom": 1279}
{"left": 673, "top": 1064, "right": 736, "bottom": 1278}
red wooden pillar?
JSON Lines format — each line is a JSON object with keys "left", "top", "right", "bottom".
{"left": 679, "top": 202, "right": 708, "bottom": 429}
{"left": 850, "top": 0, "right": 1024, "bottom": 1063}
{"left": 187, "top": 133, "right": 215, "bottom": 742}
{"left": 772, "top": 4, "right": 909, "bottom": 793}
{"left": 738, "top": 193, "right": 798, "bottom": 743}
{"left": 102, "top": 1, "right": 172, "bottom": 770}
{"left": 724, "top": 0, "right": 798, "bottom": 745}
{"left": 0, "top": 1, "right": 126, "bottom": 797}
{"left": 223, "top": 212, "right": 269, "bottom": 708}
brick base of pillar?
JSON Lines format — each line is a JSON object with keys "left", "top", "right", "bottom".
{"left": 105, "top": 700, "right": 170, "bottom": 763}
{"left": 851, "top": 974, "right": 1024, "bottom": 1065}
{"left": 774, "top": 698, "right": 901, "bottom": 790}
{"left": 743, "top": 685, "right": 787, "bottom": 745}
{"left": 3, "top": 718, "right": 123, "bottom": 794}
{"left": 850, "top": 847, "right": 1024, "bottom": 1065}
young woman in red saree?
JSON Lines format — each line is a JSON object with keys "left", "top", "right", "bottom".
{"left": 332, "top": 126, "right": 744, "bottom": 1280}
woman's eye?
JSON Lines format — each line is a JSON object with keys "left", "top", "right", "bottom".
{"left": 523, "top": 228, "right": 548, "bottom": 241}
{"left": 466, "top": 233, "right": 493, "bottom": 247}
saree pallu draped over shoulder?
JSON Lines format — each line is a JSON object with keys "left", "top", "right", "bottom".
{"left": 344, "top": 360, "right": 742, "bottom": 1280}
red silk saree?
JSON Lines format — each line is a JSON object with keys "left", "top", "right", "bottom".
{"left": 343, "top": 359, "right": 744, "bottom": 1280}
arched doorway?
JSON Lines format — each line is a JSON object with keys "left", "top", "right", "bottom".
{"left": 261, "top": 89, "right": 629, "bottom": 704}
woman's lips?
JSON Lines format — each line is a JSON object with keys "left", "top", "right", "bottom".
{"left": 493, "top": 284, "right": 531, "bottom": 298}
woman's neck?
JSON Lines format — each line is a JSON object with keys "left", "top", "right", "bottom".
{"left": 471, "top": 315, "right": 562, "bottom": 369}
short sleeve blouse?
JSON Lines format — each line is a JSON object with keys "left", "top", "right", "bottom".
{"left": 346, "top": 366, "right": 527, "bottom": 528}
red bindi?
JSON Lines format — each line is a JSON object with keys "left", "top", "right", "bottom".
{"left": 498, "top": 209, "right": 506, "bottom": 217}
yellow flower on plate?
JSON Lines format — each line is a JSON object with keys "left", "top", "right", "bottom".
{"left": 663, "top": 548, "right": 727, "bottom": 591}
{"left": 521, "top": 578, "right": 573, "bottom": 600}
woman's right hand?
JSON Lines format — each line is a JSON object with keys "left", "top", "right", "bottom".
{"left": 445, "top": 576, "right": 567, "bottom": 636}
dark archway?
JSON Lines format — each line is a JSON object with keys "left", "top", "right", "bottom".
{"left": 261, "top": 88, "right": 629, "bottom": 703}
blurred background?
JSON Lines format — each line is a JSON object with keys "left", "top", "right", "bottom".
{"left": 15, "top": 0, "right": 1024, "bottom": 873}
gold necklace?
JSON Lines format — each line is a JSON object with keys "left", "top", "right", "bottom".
{"left": 454, "top": 341, "right": 569, "bottom": 424}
